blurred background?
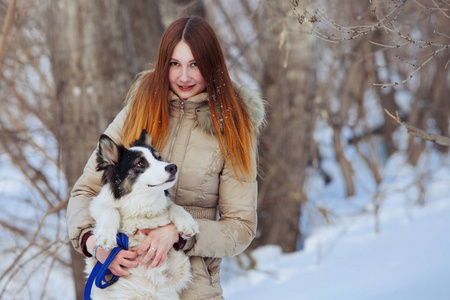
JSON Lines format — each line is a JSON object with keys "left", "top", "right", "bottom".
{"left": 0, "top": 0, "right": 449, "bottom": 299}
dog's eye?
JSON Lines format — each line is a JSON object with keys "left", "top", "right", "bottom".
{"left": 136, "top": 161, "right": 147, "bottom": 168}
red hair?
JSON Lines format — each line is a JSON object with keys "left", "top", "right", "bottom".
{"left": 122, "top": 17, "right": 254, "bottom": 179}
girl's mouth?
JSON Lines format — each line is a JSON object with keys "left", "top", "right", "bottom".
{"left": 178, "top": 85, "right": 194, "bottom": 91}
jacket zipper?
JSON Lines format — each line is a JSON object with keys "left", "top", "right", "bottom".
{"left": 167, "top": 99, "right": 185, "bottom": 161}
{"left": 167, "top": 99, "right": 215, "bottom": 287}
{"left": 201, "top": 258, "right": 215, "bottom": 287}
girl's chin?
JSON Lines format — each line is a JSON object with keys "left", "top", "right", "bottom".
{"left": 170, "top": 85, "right": 206, "bottom": 99}
{"left": 174, "top": 89, "right": 199, "bottom": 99}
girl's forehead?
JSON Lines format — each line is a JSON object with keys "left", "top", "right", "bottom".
{"left": 171, "top": 41, "right": 195, "bottom": 61}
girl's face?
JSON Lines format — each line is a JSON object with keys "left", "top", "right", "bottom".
{"left": 169, "top": 41, "right": 207, "bottom": 100}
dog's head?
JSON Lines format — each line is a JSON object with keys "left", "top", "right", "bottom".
{"left": 96, "top": 129, "right": 177, "bottom": 199}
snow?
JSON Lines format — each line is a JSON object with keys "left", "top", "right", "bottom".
{"left": 222, "top": 195, "right": 450, "bottom": 300}
{"left": 2, "top": 106, "right": 450, "bottom": 300}
{"left": 221, "top": 126, "right": 450, "bottom": 299}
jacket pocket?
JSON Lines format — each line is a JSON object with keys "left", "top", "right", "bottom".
{"left": 201, "top": 257, "right": 222, "bottom": 287}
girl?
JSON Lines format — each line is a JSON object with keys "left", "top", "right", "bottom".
{"left": 67, "top": 16, "right": 265, "bottom": 299}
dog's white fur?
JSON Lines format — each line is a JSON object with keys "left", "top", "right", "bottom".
{"left": 86, "top": 142, "right": 199, "bottom": 300}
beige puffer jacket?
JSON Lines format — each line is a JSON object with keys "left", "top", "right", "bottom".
{"left": 67, "top": 85, "right": 265, "bottom": 299}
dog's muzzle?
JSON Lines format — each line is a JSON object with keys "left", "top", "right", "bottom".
{"left": 148, "top": 164, "right": 178, "bottom": 188}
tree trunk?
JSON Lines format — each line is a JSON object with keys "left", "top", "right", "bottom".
{"left": 252, "top": 2, "right": 316, "bottom": 252}
{"left": 43, "top": 1, "right": 164, "bottom": 298}
{"left": 407, "top": 61, "right": 441, "bottom": 166}
{"left": 430, "top": 52, "right": 449, "bottom": 154}
{"left": 161, "top": 0, "right": 206, "bottom": 26}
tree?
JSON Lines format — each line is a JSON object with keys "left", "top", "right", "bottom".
{"left": 0, "top": 1, "right": 204, "bottom": 297}
{"left": 0, "top": 0, "right": 69, "bottom": 298}
{"left": 292, "top": 0, "right": 449, "bottom": 156}
{"left": 290, "top": 0, "right": 449, "bottom": 228}
{"left": 254, "top": 1, "right": 316, "bottom": 252}
{"left": 205, "top": 0, "right": 316, "bottom": 252}
{"left": 43, "top": 0, "right": 165, "bottom": 298}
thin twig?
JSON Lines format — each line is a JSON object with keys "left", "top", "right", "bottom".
{"left": 369, "top": 40, "right": 409, "bottom": 48}
{"left": 374, "top": 46, "right": 446, "bottom": 87}
{"left": 384, "top": 109, "right": 450, "bottom": 146}
{"left": 413, "top": 0, "right": 449, "bottom": 11}
{"left": 432, "top": 0, "right": 450, "bottom": 18}
{"left": 434, "top": 30, "right": 450, "bottom": 39}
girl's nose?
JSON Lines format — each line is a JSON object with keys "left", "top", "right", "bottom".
{"left": 179, "top": 67, "right": 190, "bottom": 82}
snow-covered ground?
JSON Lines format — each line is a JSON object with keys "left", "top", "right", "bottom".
{"left": 223, "top": 195, "right": 450, "bottom": 299}
{"left": 2, "top": 119, "right": 449, "bottom": 300}
{"left": 222, "top": 139, "right": 450, "bottom": 299}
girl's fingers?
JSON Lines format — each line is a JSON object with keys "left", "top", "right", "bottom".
{"left": 106, "top": 250, "right": 139, "bottom": 276}
{"left": 121, "top": 259, "right": 139, "bottom": 268}
{"left": 152, "top": 251, "right": 167, "bottom": 268}
{"left": 110, "top": 264, "right": 130, "bottom": 276}
{"left": 149, "top": 251, "right": 161, "bottom": 269}
{"left": 140, "top": 246, "right": 156, "bottom": 265}
{"left": 121, "top": 249, "right": 138, "bottom": 260}
{"left": 136, "top": 224, "right": 178, "bottom": 268}
{"left": 137, "top": 235, "right": 152, "bottom": 256}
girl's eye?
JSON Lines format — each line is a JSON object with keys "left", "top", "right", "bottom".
{"left": 191, "top": 62, "right": 197, "bottom": 67}
{"left": 170, "top": 61, "right": 179, "bottom": 66}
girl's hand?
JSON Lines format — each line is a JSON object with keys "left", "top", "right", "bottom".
{"left": 87, "top": 235, "right": 139, "bottom": 276}
{"left": 136, "top": 224, "right": 178, "bottom": 269}
{"left": 95, "top": 247, "right": 139, "bottom": 276}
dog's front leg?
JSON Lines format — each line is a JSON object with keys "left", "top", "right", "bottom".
{"left": 93, "top": 208, "right": 121, "bottom": 250}
{"left": 168, "top": 203, "right": 199, "bottom": 239}
{"left": 90, "top": 193, "right": 121, "bottom": 250}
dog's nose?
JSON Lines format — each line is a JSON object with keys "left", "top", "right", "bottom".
{"left": 165, "top": 164, "right": 177, "bottom": 175}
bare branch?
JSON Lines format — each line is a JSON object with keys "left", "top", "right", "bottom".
{"left": 432, "top": 0, "right": 450, "bottom": 18}
{"left": 292, "top": 0, "right": 450, "bottom": 87}
{"left": 413, "top": 0, "right": 449, "bottom": 11}
{"left": 434, "top": 29, "right": 450, "bottom": 39}
{"left": 384, "top": 109, "right": 450, "bottom": 146}
{"left": 0, "top": 0, "right": 16, "bottom": 76}
{"left": 369, "top": 40, "right": 409, "bottom": 48}
{"left": 374, "top": 46, "right": 447, "bottom": 88}
{"left": 293, "top": 0, "right": 407, "bottom": 43}
{"left": 0, "top": 239, "right": 67, "bottom": 299}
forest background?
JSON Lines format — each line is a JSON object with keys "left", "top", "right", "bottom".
{"left": 0, "top": 0, "right": 449, "bottom": 299}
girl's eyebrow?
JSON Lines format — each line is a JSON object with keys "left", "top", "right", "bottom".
{"left": 170, "top": 58, "right": 196, "bottom": 63}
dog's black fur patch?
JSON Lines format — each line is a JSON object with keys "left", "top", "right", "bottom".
{"left": 96, "top": 130, "right": 164, "bottom": 199}
{"left": 130, "top": 130, "right": 162, "bottom": 161}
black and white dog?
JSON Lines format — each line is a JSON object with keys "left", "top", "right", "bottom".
{"left": 86, "top": 130, "right": 199, "bottom": 300}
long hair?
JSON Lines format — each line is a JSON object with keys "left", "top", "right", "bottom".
{"left": 122, "top": 16, "right": 254, "bottom": 179}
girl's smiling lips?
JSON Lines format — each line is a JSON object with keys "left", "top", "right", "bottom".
{"left": 178, "top": 85, "right": 194, "bottom": 91}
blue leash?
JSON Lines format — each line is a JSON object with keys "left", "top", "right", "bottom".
{"left": 84, "top": 233, "right": 129, "bottom": 300}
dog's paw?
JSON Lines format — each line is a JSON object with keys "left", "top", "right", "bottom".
{"left": 169, "top": 203, "right": 200, "bottom": 239}
{"left": 94, "top": 228, "right": 118, "bottom": 250}
{"left": 177, "top": 220, "right": 199, "bottom": 239}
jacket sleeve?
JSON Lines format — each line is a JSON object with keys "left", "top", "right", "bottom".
{"left": 185, "top": 146, "right": 258, "bottom": 258}
{"left": 66, "top": 106, "right": 129, "bottom": 253}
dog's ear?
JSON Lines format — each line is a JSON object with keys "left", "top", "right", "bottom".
{"left": 96, "top": 134, "right": 121, "bottom": 170}
{"left": 130, "top": 129, "right": 153, "bottom": 147}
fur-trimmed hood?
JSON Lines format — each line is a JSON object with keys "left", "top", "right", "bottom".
{"left": 170, "top": 84, "right": 266, "bottom": 136}
{"left": 126, "top": 70, "right": 266, "bottom": 136}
